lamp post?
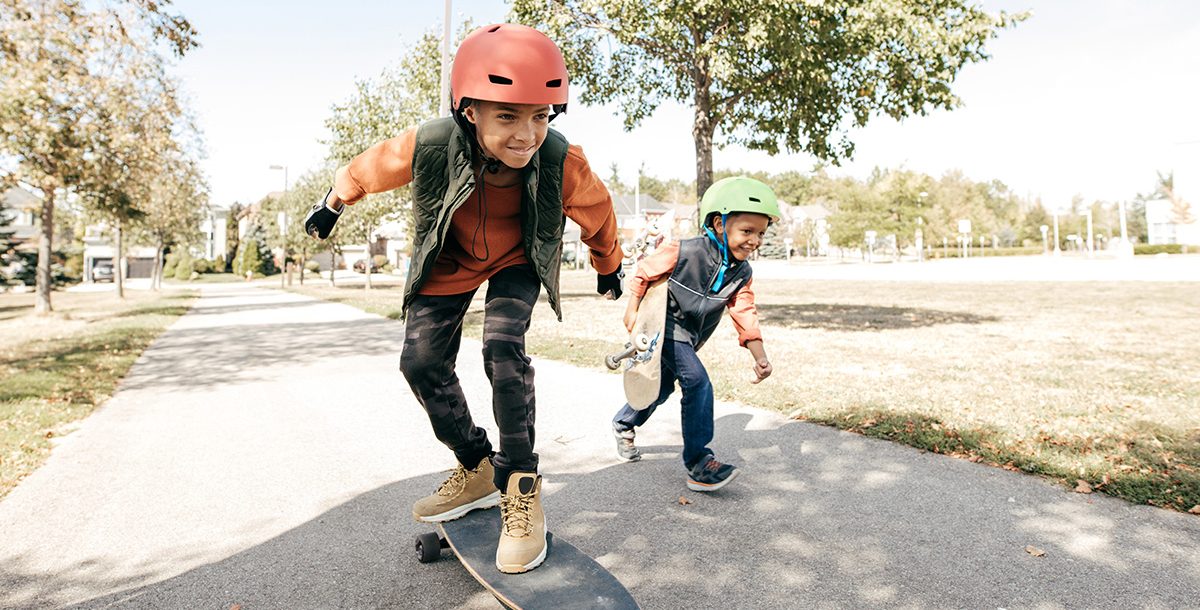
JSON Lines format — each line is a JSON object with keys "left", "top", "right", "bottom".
{"left": 1052, "top": 211, "right": 1061, "bottom": 256}
{"left": 439, "top": 0, "right": 452, "bottom": 117}
{"left": 269, "top": 164, "right": 288, "bottom": 287}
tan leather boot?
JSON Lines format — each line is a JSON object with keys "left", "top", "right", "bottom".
{"left": 495, "top": 472, "right": 547, "bottom": 573}
{"left": 412, "top": 457, "right": 500, "bottom": 523}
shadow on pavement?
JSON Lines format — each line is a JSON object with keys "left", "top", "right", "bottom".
{"left": 3, "top": 413, "right": 1196, "bottom": 609}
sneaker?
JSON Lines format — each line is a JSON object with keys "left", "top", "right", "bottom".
{"left": 412, "top": 457, "right": 501, "bottom": 523}
{"left": 612, "top": 425, "right": 642, "bottom": 462}
{"left": 686, "top": 455, "right": 739, "bottom": 492}
{"left": 495, "top": 472, "right": 547, "bottom": 574}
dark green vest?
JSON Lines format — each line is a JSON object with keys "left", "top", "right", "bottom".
{"left": 404, "top": 117, "right": 569, "bottom": 320}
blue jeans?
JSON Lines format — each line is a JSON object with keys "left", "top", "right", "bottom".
{"left": 612, "top": 338, "right": 714, "bottom": 469}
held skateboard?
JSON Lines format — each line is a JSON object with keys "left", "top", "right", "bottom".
{"left": 604, "top": 278, "right": 669, "bottom": 410}
{"left": 414, "top": 508, "right": 639, "bottom": 609}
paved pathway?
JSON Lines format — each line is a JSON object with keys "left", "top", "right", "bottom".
{"left": 2, "top": 283, "right": 1197, "bottom": 609}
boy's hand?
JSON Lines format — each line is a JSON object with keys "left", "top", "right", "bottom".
{"left": 304, "top": 188, "right": 344, "bottom": 240}
{"left": 751, "top": 358, "right": 772, "bottom": 384}
{"left": 623, "top": 296, "right": 640, "bottom": 332}
{"left": 597, "top": 268, "right": 624, "bottom": 300}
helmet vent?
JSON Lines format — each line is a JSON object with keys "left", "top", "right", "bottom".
{"left": 488, "top": 74, "right": 514, "bottom": 85}
{"left": 545, "top": 79, "right": 562, "bottom": 88}
{"left": 748, "top": 197, "right": 761, "bottom": 203}
{"left": 488, "top": 26, "right": 502, "bottom": 33}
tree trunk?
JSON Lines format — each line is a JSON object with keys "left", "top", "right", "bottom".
{"left": 153, "top": 239, "right": 164, "bottom": 291}
{"left": 299, "top": 244, "right": 306, "bottom": 285}
{"left": 35, "top": 188, "right": 54, "bottom": 315}
{"left": 691, "top": 62, "right": 715, "bottom": 203}
{"left": 115, "top": 219, "right": 125, "bottom": 299}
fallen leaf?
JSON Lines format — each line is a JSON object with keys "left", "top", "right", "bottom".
{"left": 677, "top": 496, "right": 692, "bottom": 505}
{"left": 1025, "top": 545, "right": 1046, "bottom": 557}
{"left": 1189, "top": 505, "right": 1200, "bottom": 515}
{"left": 1074, "top": 480, "right": 1093, "bottom": 494}
{"left": 230, "top": 605, "right": 241, "bottom": 610}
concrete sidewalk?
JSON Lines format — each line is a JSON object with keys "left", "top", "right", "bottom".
{"left": 1, "top": 283, "right": 1197, "bottom": 609}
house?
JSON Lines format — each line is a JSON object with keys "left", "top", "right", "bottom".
{"left": 1, "top": 187, "right": 39, "bottom": 245}
{"left": 1145, "top": 198, "right": 1200, "bottom": 245}
{"left": 781, "top": 199, "right": 833, "bottom": 256}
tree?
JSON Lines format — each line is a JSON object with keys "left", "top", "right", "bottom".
{"left": 133, "top": 152, "right": 207, "bottom": 290}
{"left": 513, "top": 1, "right": 1025, "bottom": 200}
{"left": 0, "top": 0, "right": 198, "bottom": 312}
{"left": 1155, "top": 171, "right": 1195, "bottom": 225}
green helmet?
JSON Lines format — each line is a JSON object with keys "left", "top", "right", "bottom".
{"left": 698, "top": 176, "right": 781, "bottom": 230}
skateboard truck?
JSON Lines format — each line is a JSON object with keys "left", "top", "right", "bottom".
{"left": 605, "top": 334, "right": 651, "bottom": 370}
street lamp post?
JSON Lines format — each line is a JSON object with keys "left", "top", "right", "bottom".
{"left": 1052, "top": 212, "right": 1061, "bottom": 256}
{"left": 439, "top": 0, "right": 452, "bottom": 117}
{"left": 269, "top": 164, "right": 288, "bottom": 287}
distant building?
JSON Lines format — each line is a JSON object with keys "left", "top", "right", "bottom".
{"left": 1146, "top": 198, "right": 1200, "bottom": 245}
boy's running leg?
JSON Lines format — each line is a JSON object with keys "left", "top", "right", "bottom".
{"left": 480, "top": 265, "right": 547, "bottom": 572}
{"left": 611, "top": 341, "right": 679, "bottom": 461}
{"left": 673, "top": 341, "right": 739, "bottom": 492}
{"left": 401, "top": 291, "right": 500, "bottom": 521}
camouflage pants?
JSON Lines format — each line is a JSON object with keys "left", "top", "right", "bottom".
{"left": 399, "top": 264, "right": 540, "bottom": 490}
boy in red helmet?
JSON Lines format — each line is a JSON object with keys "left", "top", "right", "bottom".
{"left": 304, "top": 24, "right": 623, "bottom": 573}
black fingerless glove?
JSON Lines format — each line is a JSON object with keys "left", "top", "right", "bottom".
{"left": 303, "top": 188, "right": 342, "bottom": 240}
{"left": 597, "top": 268, "right": 625, "bottom": 300}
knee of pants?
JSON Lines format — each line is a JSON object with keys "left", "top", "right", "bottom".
{"left": 678, "top": 374, "right": 712, "bottom": 397}
{"left": 400, "top": 347, "right": 444, "bottom": 383}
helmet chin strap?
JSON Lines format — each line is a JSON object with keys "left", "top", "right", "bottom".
{"left": 702, "top": 213, "right": 732, "bottom": 293}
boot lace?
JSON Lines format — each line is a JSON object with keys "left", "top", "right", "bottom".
{"left": 435, "top": 465, "right": 468, "bottom": 497}
{"left": 500, "top": 492, "right": 534, "bottom": 538}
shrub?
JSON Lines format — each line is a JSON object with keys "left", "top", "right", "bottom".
{"left": 173, "top": 252, "right": 194, "bottom": 280}
{"left": 214, "top": 254, "right": 226, "bottom": 273}
{"left": 1134, "top": 244, "right": 1183, "bottom": 255}
{"left": 305, "top": 260, "right": 321, "bottom": 272}
{"left": 193, "top": 258, "right": 211, "bottom": 274}
{"left": 162, "top": 252, "right": 180, "bottom": 277}
{"left": 372, "top": 254, "right": 388, "bottom": 269}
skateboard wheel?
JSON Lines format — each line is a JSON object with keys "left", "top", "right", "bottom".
{"left": 416, "top": 532, "right": 442, "bottom": 563}
{"left": 605, "top": 355, "right": 621, "bottom": 370}
{"left": 634, "top": 334, "right": 651, "bottom": 351}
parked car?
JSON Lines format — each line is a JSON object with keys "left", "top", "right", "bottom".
{"left": 352, "top": 258, "right": 381, "bottom": 273}
{"left": 92, "top": 263, "right": 113, "bottom": 283}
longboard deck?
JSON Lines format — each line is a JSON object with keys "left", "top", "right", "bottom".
{"left": 436, "top": 509, "right": 639, "bottom": 610}
{"left": 623, "top": 278, "right": 669, "bottom": 409}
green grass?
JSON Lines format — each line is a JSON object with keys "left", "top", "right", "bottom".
{"left": 290, "top": 270, "right": 1200, "bottom": 513}
{"left": 0, "top": 290, "right": 195, "bottom": 497}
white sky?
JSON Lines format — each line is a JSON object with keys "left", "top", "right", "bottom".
{"left": 171, "top": 0, "right": 1200, "bottom": 213}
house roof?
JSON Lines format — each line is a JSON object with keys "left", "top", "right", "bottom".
{"left": 612, "top": 194, "right": 670, "bottom": 217}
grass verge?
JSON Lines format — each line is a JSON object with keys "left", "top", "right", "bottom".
{"left": 0, "top": 289, "right": 196, "bottom": 498}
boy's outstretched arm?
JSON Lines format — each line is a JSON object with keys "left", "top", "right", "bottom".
{"left": 307, "top": 131, "right": 417, "bottom": 241}
{"left": 745, "top": 339, "right": 772, "bottom": 384}
{"left": 728, "top": 279, "right": 771, "bottom": 383}
{"left": 561, "top": 146, "right": 624, "bottom": 298}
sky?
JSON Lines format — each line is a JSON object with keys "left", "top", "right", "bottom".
{"left": 171, "top": 1, "right": 1200, "bottom": 212}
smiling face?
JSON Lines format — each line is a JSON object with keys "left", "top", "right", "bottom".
{"left": 712, "top": 212, "right": 771, "bottom": 261}
{"left": 463, "top": 100, "right": 551, "bottom": 169}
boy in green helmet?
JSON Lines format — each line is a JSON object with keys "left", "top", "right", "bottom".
{"left": 611, "top": 176, "right": 777, "bottom": 491}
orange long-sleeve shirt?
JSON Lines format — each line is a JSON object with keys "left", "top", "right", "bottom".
{"left": 628, "top": 240, "right": 763, "bottom": 348}
{"left": 333, "top": 128, "right": 621, "bottom": 295}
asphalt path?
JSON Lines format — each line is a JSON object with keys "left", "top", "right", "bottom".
{"left": 1, "top": 282, "right": 1197, "bottom": 609}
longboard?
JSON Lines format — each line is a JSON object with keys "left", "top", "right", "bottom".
{"left": 605, "top": 278, "right": 669, "bottom": 410}
{"left": 414, "top": 508, "right": 639, "bottom": 609}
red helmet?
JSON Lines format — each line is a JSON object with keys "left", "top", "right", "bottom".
{"left": 450, "top": 24, "right": 569, "bottom": 112}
